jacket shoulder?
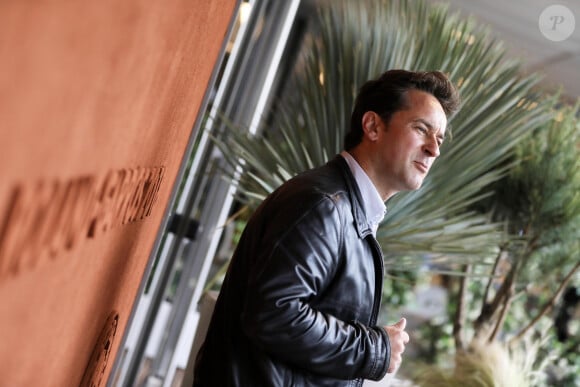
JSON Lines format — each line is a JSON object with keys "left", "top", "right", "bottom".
{"left": 265, "top": 160, "right": 351, "bottom": 216}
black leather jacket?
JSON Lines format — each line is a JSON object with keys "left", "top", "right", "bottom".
{"left": 194, "top": 156, "right": 391, "bottom": 386}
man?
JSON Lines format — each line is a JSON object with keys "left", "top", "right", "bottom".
{"left": 194, "top": 69, "right": 460, "bottom": 386}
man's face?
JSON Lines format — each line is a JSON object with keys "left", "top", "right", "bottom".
{"left": 366, "top": 89, "right": 447, "bottom": 200}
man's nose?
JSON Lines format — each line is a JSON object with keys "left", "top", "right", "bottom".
{"left": 423, "top": 137, "right": 440, "bottom": 158}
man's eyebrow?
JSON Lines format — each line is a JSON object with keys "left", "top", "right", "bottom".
{"left": 412, "top": 118, "right": 433, "bottom": 129}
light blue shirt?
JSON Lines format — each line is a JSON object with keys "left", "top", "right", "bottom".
{"left": 340, "top": 151, "right": 386, "bottom": 237}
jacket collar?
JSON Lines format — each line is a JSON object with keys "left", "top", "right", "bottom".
{"left": 330, "top": 155, "right": 374, "bottom": 239}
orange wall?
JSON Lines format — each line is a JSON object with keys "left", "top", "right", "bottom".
{"left": 0, "top": 1, "right": 237, "bottom": 385}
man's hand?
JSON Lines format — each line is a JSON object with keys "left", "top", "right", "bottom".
{"left": 383, "top": 318, "right": 410, "bottom": 373}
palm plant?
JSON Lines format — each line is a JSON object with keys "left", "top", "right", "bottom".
{"left": 216, "top": 0, "right": 550, "bottom": 266}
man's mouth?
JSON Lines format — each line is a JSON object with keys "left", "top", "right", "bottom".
{"left": 414, "top": 161, "right": 429, "bottom": 173}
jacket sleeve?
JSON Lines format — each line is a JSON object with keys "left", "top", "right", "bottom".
{"left": 240, "top": 195, "right": 390, "bottom": 381}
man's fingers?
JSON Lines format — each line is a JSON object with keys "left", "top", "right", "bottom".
{"left": 387, "top": 353, "right": 402, "bottom": 373}
{"left": 393, "top": 317, "right": 407, "bottom": 330}
{"left": 383, "top": 317, "right": 410, "bottom": 373}
{"left": 402, "top": 330, "right": 410, "bottom": 344}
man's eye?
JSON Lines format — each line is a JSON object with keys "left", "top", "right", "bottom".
{"left": 416, "top": 126, "right": 427, "bottom": 133}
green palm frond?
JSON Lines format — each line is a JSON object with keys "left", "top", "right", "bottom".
{"left": 215, "top": 0, "right": 556, "bottom": 268}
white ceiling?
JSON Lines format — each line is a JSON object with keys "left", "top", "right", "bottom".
{"left": 427, "top": 0, "right": 580, "bottom": 102}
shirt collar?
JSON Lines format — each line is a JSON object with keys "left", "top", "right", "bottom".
{"left": 340, "top": 151, "right": 386, "bottom": 236}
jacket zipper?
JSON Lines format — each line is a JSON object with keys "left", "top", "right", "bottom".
{"left": 367, "top": 236, "right": 385, "bottom": 325}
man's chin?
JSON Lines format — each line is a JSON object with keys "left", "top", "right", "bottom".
{"left": 408, "top": 180, "right": 424, "bottom": 191}
{"left": 395, "top": 178, "right": 425, "bottom": 193}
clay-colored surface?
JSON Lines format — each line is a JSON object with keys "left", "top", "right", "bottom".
{"left": 0, "top": 1, "right": 237, "bottom": 385}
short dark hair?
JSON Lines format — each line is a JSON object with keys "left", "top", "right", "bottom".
{"left": 344, "top": 69, "right": 460, "bottom": 150}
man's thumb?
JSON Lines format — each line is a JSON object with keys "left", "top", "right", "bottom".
{"left": 394, "top": 317, "right": 407, "bottom": 330}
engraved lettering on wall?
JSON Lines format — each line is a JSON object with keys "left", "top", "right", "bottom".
{"left": 0, "top": 166, "right": 165, "bottom": 277}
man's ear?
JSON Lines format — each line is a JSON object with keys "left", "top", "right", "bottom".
{"left": 362, "top": 111, "right": 380, "bottom": 141}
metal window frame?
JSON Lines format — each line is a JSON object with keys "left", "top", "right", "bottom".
{"left": 108, "top": 1, "right": 302, "bottom": 386}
